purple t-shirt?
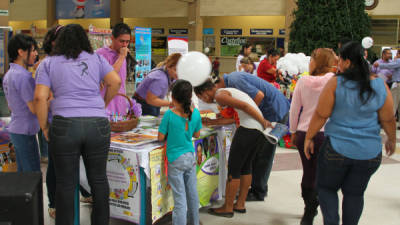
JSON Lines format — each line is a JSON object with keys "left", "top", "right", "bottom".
{"left": 96, "top": 46, "right": 127, "bottom": 115}
{"left": 36, "top": 51, "right": 114, "bottom": 118}
{"left": 3, "top": 63, "right": 39, "bottom": 135}
{"left": 135, "top": 68, "right": 170, "bottom": 99}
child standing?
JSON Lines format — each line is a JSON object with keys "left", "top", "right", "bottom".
{"left": 158, "top": 80, "right": 202, "bottom": 225}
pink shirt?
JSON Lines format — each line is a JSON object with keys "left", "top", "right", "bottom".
{"left": 96, "top": 46, "right": 127, "bottom": 115}
{"left": 289, "top": 72, "right": 334, "bottom": 133}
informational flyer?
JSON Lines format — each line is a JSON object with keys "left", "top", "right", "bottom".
{"left": 135, "top": 27, "right": 152, "bottom": 88}
{"left": 107, "top": 147, "right": 141, "bottom": 224}
{"left": 167, "top": 36, "right": 188, "bottom": 55}
{"left": 194, "top": 134, "right": 220, "bottom": 206}
{"left": 149, "top": 148, "right": 174, "bottom": 223}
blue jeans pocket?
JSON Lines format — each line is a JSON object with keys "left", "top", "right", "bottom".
{"left": 95, "top": 120, "right": 111, "bottom": 138}
{"left": 322, "top": 139, "right": 345, "bottom": 167}
{"left": 50, "top": 118, "right": 72, "bottom": 138}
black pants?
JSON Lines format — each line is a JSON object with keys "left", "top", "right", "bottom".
{"left": 249, "top": 113, "right": 289, "bottom": 199}
{"left": 50, "top": 116, "right": 110, "bottom": 225}
{"left": 228, "top": 126, "right": 266, "bottom": 179}
{"left": 133, "top": 94, "right": 160, "bottom": 117}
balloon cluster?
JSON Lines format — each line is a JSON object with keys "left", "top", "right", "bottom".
{"left": 277, "top": 53, "right": 311, "bottom": 77}
{"left": 177, "top": 51, "right": 212, "bottom": 87}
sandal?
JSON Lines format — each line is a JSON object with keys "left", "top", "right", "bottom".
{"left": 208, "top": 208, "right": 234, "bottom": 218}
{"left": 80, "top": 196, "right": 93, "bottom": 204}
{"left": 48, "top": 208, "right": 56, "bottom": 219}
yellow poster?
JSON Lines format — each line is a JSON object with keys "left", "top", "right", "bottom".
{"left": 149, "top": 148, "right": 174, "bottom": 223}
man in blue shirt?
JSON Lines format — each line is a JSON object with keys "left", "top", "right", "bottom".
{"left": 374, "top": 50, "right": 400, "bottom": 123}
{"left": 215, "top": 71, "right": 290, "bottom": 201}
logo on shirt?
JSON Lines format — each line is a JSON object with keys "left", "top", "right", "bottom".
{"left": 78, "top": 62, "right": 88, "bottom": 77}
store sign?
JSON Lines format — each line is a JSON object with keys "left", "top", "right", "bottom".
{"left": 221, "top": 29, "right": 242, "bottom": 35}
{"left": 0, "top": 10, "right": 8, "bottom": 16}
{"left": 220, "top": 37, "right": 247, "bottom": 46}
{"left": 152, "top": 28, "right": 164, "bottom": 35}
{"left": 250, "top": 29, "right": 273, "bottom": 35}
{"left": 279, "top": 29, "right": 286, "bottom": 35}
{"left": 203, "top": 28, "right": 214, "bottom": 35}
{"left": 169, "top": 29, "right": 188, "bottom": 35}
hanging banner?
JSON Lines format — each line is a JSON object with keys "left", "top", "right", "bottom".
{"left": 107, "top": 147, "right": 141, "bottom": 224}
{"left": 135, "top": 27, "right": 152, "bottom": 87}
{"left": 150, "top": 148, "right": 174, "bottom": 223}
{"left": 0, "top": 30, "right": 5, "bottom": 74}
{"left": 56, "top": 0, "right": 110, "bottom": 19}
{"left": 194, "top": 134, "right": 220, "bottom": 206}
{"left": 167, "top": 36, "right": 188, "bottom": 55}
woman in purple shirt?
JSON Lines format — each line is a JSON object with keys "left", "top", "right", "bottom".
{"left": 134, "top": 53, "right": 181, "bottom": 116}
{"left": 3, "top": 34, "right": 39, "bottom": 172}
{"left": 34, "top": 24, "right": 121, "bottom": 225}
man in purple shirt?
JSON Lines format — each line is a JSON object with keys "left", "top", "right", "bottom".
{"left": 97, "top": 23, "right": 131, "bottom": 116}
{"left": 3, "top": 34, "right": 40, "bottom": 172}
{"left": 371, "top": 48, "right": 393, "bottom": 83}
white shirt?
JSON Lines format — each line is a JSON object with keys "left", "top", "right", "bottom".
{"left": 216, "top": 88, "right": 263, "bottom": 132}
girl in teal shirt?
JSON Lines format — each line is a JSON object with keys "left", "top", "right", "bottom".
{"left": 158, "top": 80, "right": 202, "bottom": 225}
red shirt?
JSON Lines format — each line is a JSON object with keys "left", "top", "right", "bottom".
{"left": 257, "top": 59, "right": 276, "bottom": 83}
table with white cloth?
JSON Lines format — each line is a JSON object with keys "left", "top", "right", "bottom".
{"left": 80, "top": 117, "right": 235, "bottom": 224}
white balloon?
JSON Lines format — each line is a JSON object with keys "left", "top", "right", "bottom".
{"left": 204, "top": 47, "right": 210, "bottom": 53}
{"left": 177, "top": 51, "right": 212, "bottom": 87}
{"left": 362, "top": 37, "right": 374, "bottom": 49}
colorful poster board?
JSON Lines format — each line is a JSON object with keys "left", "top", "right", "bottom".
{"left": 0, "top": 30, "right": 5, "bottom": 74}
{"left": 194, "top": 134, "right": 220, "bottom": 206}
{"left": 135, "top": 27, "right": 152, "bottom": 87}
{"left": 56, "top": 0, "right": 110, "bottom": 19}
{"left": 107, "top": 147, "right": 141, "bottom": 223}
{"left": 149, "top": 148, "right": 174, "bottom": 223}
{"left": 167, "top": 36, "right": 188, "bottom": 55}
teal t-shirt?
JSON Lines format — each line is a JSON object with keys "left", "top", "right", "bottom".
{"left": 158, "top": 108, "right": 202, "bottom": 163}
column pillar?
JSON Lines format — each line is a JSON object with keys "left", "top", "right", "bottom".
{"left": 188, "top": 0, "right": 203, "bottom": 51}
{"left": 46, "top": 0, "right": 57, "bottom": 28}
{"left": 110, "top": 0, "right": 122, "bottom": 28}
{"left": 285, "top": 0, "right": 297, "bottom": 52}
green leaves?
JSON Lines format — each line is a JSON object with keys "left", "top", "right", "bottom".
{"left": 289, "top": 0, "right": 371, "bottom": 55}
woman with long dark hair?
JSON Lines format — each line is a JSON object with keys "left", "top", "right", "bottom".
{"left": 305, "top": 42, "right": 396, "bottom": 225}
{"left": 34, "top": 24, "right": 121, "bottom": 225}
{"left": 3, "top": 34, "right": 39, "bottom": 172}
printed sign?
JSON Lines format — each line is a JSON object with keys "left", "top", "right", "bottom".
{"left": 250, "top": 29, "right": 273, "bottom": 35}
{"left": 169, "top": 29, "right": 188, "bottom": 35}
{"left": 221, "top": 29, "right": 242, "bottom": 35}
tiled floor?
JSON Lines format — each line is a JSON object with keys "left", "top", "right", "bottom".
{"left": 41, "top": 141, "right": 400, "bottom": 225}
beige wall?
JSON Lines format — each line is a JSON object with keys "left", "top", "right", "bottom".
{"left": 367, "top": 0, "right": 400, "bottom": 16}
{"left": 121, "top": 0, "right": 188, "bottom": 18}
{"left": 0, "top": 0, "right": 8, "bottom": 26}
{"left": 9, "top": 0, "right": 46, "bottom": 21}
{"left": 200, "top": 0, "right": 285, "bottom": 16}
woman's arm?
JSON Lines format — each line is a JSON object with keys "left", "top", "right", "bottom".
{"left": 103, "top": 70, "right": 121, "bottom": 107}
{"left": 33, "top": 84, "right": 51, "bottom": 140}
{"left": 146, "top": 91, "right": 171, "bottom": 107}
{"left": 158, "top": 132, "right": 166, "bottom": 142}
{"left": 289, "top": 79, "right": 303, "bottom": 133}
{"left": 378, "top": 83, "right": 396, "bottom": 156}
{"left": 215, "top": 90, "right": 270, "bottom": 129}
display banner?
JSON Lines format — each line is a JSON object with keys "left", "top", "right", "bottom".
{"left": 135, "top": 27, "right": 152, "bottom": 88}
{"left": 107, "top": 147, "right": 141, "bottom": 224}
{"left": 167, "top": 36, "right": 188, "bottom": 55}
{"left": 56, "top": 0, "right": 110, "bottom": 19}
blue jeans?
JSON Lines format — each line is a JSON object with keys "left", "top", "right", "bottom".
{"left": 317, "top": 138, "right": 381, "bottom": 225}
{"left": 50, "top": 116, "right": 110, "bottom": 225}
{"left": 9, "top": 133, "right": 40, "bottom": 172}
{"left": 168, "top": 152, "right": 199, "bottom": 225}
{"left": 38, "top": 129, "right": 48, "bottom": 158}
